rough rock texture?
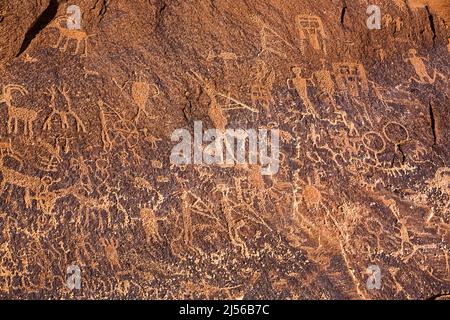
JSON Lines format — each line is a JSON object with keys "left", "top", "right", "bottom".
{"left": 0, "top": 0, "right": 449, "bottom": 299}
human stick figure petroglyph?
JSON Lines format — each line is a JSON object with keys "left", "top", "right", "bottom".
{"left": 49, "top": 16, "right": 94, "bottom": 56}
{"left": 43, "top": 84, "right": 86, "bottom": 133}
{"left": 0, "top": 84, "right": 37, "bottom": 138}
{"left": 36, "top": 137, "right": 62, "bottom": 172}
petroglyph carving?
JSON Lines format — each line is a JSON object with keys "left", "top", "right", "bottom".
{"left": 312, "top": 59, "right": 335, "bottom": 104}
{"left": 97, "top": 100, "right": 113, "bottom": 151}
{"left": 0, "top": 84, "right": 36, "bottom": 138}
{"left": 296, "top": 14, "right": 327, "bottom": 54}
{"left": 132, "top": 78, "right": 160, "bottom": 122}
{"left": 250, "top": 60, "right": 275, "bottom": 116}
{"left": 287, "top": 66, "right": 318, "bottom": 117}
{"left": 0, "top": 155, "right": 52, "bottom": 209}
{"left": 217, "top": 183, "right": 250, "bottom": 257}
{"left": 383, "top": 122, "right": 409, "bottom": 145}
{"left": 141, "top": 128, "right": 162, "bottom": 150}
{"left": 382, "top": 14, "right": 393, "bottom": 28}
{"left": 403, "top": 49, "right": 445, "bottom": 84}
{"left": 206, "top": 50, "right": 238, "bottom": 66}
{"left": 140, "top": 207, "right": 163, "bottom": 243}
{"left": 363, "top": 131, "right": 386, "bottom": 154}
{"left": 190, "top": 72, "right": 256, "bottom": 131}
{"left": 1, "top": 0, "right": 449, "bottom": 300}
{"left": 293, "top": 170, "right": 330, "bottom": 212}
{"left": 333, "top": 63, "right": 369, "bottom": 97}
{"left": 43, "top": 85, "right": 86, "bottom": 133}
{"left": 371, "top": 81, "right": 422, "bottom": 108}
{"left": 381, "top": 15, "right": 403, "bottom": 33}
{"left": 100, "top": 238, "right": 121, "bottom": 270}
{"left": 49, "top": 16, "right": 93, "bottom": 56}
{"left": 0, "top": 138, "right": 15, "bottom": 157}
{"left": 70, "top": 155, "right": 94, "bottom": 194}
{"left": 36, "top": 138, "right": 62, "bottom": 172}
{"left": 190, "top": 71, "right": 227, "bottom": 131}
{"left": 426, "top": 167, "right": 450, "bottom": 212}
{"left": 252, "top": 15, "right": 294, "bottom": 59}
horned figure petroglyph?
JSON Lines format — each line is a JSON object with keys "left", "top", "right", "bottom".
{"left": 43, "top": 85, "right": 86, "bottom": 132}
{"left": 0, "top": 84, "right": 37, "bottom": 138}
{"left": 402, "top": 49, "right": 445, "bottom": 84}
{"left": 49, "top": 16, "right": 93, "bottom": 56}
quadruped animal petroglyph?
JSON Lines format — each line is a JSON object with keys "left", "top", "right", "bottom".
{"left": 0, "top": 84, "right": 36, "bottom": 138}
{"left": 49, "top": 16, "right": 94, "bottom": 56}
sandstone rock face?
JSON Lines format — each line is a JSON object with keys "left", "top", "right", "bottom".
{"left": 0, "top": 0, "right": 449, "bottom": 299}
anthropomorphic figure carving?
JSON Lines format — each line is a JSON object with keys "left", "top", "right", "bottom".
{"left": 287, "top": 66, "right": 318, "bottom": 117}
{"left": 296, "top": 15, "right": 327, "bottom": 54}
{"left": 403, "top": 49, "right": 444, "bottom": 84}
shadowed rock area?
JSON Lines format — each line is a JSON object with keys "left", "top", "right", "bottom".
{"left": 0, "top": 0, "right": 449, "bottom": 299}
